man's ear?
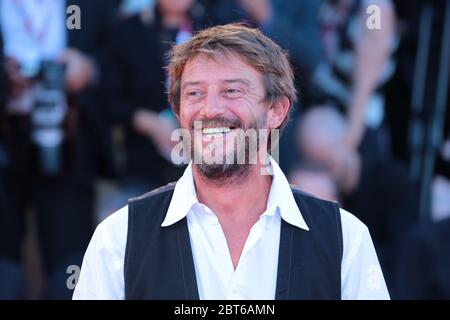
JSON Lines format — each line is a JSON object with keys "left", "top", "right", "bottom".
{"left": 268, "top": 96, "right": 290, "bottom": 129}
{"left": 174, "top": 110, "right": 181, "bottom": 123}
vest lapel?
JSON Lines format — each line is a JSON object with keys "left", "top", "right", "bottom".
{"left": 176, "top": 218, "right": 200, "bottom": 300}
{"left": 275, "top": 220, "right": 316, "bottom": 300}
{"left": 275, "top": 220, "right": 293, "bottom": 299}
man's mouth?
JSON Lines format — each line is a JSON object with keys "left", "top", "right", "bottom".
{"left": 202, "top": 126, "right": 236, "bottom": 136}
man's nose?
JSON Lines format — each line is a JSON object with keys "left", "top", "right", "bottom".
{"left": 199, "top": 92, "right": 224, "bottom": 119}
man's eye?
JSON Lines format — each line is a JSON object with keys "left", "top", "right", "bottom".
{"left": 187, "top": 91, "right": 203, "bottom": 97}
{"left": 224, "top": 88, "right": 242, "bottom": 96}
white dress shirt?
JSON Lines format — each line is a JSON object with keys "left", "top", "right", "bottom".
{"left": 73, "top": 158, "right": 390, "bottom": 300}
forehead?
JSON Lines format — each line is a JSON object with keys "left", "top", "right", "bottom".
{"left": 181, "top": 52, "right": 263, "bottom": 86}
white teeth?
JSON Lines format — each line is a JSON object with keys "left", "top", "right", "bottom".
{"left": 202, "top": 127, "right": 231, "bottom": 135}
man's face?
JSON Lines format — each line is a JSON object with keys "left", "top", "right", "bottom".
{"left": 178, "top": 52, "right": 270, "bottom": 181}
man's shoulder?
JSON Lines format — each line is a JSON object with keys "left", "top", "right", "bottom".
{"left": 339, "top": 207, "right": 371, "bottom": 252}
{"left": 290, "top": 185, "right": 340, "bottom": 209}
{"left": 128, "top": 182, "right": 177, "bottom": 203}
{"left": 91, "top": 205, "right": 129, "bottom": 252}
{"left": 127, "top": 182, "right": 178, "bottom": 227}
{"left": 289, "top": 186, "right": 342, "bottom": 240}
{"left": 95, "top": 183, "right": 177, "bottom": 239}
{"left": 290, "top": 185, "right": 369, "bottom": 234}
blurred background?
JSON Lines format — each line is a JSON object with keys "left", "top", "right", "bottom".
{"left": 0, "top": 0, "right": 449, "bottom": 299}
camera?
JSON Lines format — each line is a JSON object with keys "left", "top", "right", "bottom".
{"left": 31, "top": 61, "right": 67, "bottom": 176}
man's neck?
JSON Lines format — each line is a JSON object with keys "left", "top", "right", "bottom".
{"left": 193, "top": 164, "right": 272, "bottom": 224}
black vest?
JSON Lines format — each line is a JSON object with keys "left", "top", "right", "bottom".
{"left": 124, "top": 183, "right": 343, "bottom": 299}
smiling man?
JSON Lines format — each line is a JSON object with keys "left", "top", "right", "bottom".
{"left": 73, "top": 24, "right": 389, "bottom": 300}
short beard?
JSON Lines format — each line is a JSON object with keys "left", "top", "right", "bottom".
{"left": 192, "top": 115, "right": 266, "bottom": 184}
{"left": 196, "top": 162, "right": 250, "bottom": 185}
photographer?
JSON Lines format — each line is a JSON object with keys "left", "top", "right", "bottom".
{"left": 0, "top": 0, "right": 115, "bottom": 299}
